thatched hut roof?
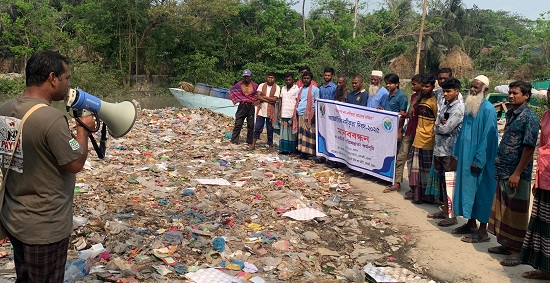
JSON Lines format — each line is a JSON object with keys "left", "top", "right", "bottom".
{"left": 439, "top": 46, "right": 473, "bottom": 78}
{"left": 389, "top": 54, "right": 414, "bottom": 79}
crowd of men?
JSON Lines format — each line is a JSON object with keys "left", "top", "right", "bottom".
{"left": 228, "top": 67, "right": 550, "bottom": 280}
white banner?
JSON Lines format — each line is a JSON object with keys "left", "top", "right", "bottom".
{"left": 315, "top": 99, "right": 398, "bottom": 182}
{"left": 444, "top": 171, "right": 456, "bottom": 218}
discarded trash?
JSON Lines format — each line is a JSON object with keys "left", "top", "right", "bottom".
{"left": 28, "top": 107, "right": 437, "bottom": 282}
{"left": 363, "top": 262, "right": 419, "bottom": 283}
{"left": 282, "top": 207, "right": 327, "bottom": 221}
{"left": 63, "top": 259, "right": 90, "bottom": 283}
{"left": 78, "top": 243, "right": 105, "bottom": 260}
{"left": 194, "top": 178, "right": 231, "bottom": 186}
{"left": 213, "top": 237, "right": 226, "bottom": 252}
{"left": 185, "top": 267, "right": 242, "bottom": 283}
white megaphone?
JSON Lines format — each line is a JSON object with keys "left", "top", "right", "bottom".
{"left": 65, "top": 88, "right": 137, "bottom": 138}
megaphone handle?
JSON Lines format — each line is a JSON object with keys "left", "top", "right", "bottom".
{"left": 89, "top": 135, "right": 105, "bottom": 159}
{"left": 74, "top": 110, "right": 101, "bottom": 133}
{"left": 99, "top": 123, "right": 107, "bottom": 157}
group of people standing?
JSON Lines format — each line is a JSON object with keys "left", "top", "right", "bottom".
{"left": 228, "top": 66, "right": 407, "bottom": 159}
{"left": 228, "top": 67, "right": 550, "bottom": 280}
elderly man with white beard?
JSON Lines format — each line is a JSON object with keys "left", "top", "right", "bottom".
{"left": 451, "top": 75, "right": 499, "bottom": 243}
{"left": 366, "top": 70, "right": 389, "bottom": 109}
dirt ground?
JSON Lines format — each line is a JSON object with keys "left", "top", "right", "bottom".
{"left": 349, "top": 176, "right": 545, "bottom": 283}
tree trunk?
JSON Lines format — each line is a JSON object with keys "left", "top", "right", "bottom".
{"left": 353, "top": 0, "right": 358, "bottom": 38}
{"left": 302, "top": 0, "right": 306, "bottom": 40}
{"left": 415, "top": 0, "right": 428, "bottom": 74}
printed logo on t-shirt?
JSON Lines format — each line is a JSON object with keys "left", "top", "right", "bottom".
{"left": 69, "top": 138, "right": 80, "bottom": 150}
{"left": 0, "top": 115, "right": 24, "bottom": 173}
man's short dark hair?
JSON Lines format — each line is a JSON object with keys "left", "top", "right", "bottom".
{"left": 438, "top": 68, "right": 453, "bottom": 77}
{"left": 25, "top": 50, "right": 69, "bottom": 87}
{"left": 384, "top": 73, "right": 400, "bottom": 84}
{"left": 323, "top": 66, "right": 334, "bottom": 75}
{"left": 411, "top": 74, "right": 423, "bottom": 83}
{"left": 299, "top": 66, "right": 311, "bottom": 73}
{"left": 284, "top": 72, "right": 294, "bottom": 79}
{"left": 302, "top": 71, "right": 313, "bottom": 79}
{"left": 420, "top": 74, "right": 436, "bottom": 86}
{"left": 509, "top": 80, "right": 532, "bottom": 101}
{"left": 441, "top": 78, "right": 461, "bottom": 90}
{"left": 266, "top": 72, "right": 275, "bottom": 77}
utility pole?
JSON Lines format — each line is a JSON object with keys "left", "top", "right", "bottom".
{"left": 415, "top": 0, "right": 428, "bottom": 74}
{"left": 353, "top": 0, "right": 359, "bottom": 38}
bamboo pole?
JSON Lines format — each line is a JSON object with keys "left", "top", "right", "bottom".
{"left": 415, "top": 0, "right": 428, "bottom": 74}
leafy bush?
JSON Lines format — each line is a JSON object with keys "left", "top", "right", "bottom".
{"left": 0, "top": 76, "right": 25, "bottom": 102}
{"left": 533, "top": 96, "right": 548, "bottom": 120}
{"left": 70, "top": 62, "right": 126, "bottom": 98}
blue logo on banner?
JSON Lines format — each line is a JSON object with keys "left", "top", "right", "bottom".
{"left": 383, "top": 117, "right": 393, "bottom": 132}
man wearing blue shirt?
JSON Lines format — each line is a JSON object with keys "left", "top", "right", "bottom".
{"left": 383, "top": 73, "right": 408, "bottom": 113}
{"left": 383, "top": 73, "right": 408, "bottom": 142}
{"left": 319, "top": 66, "right": 337, "bottom": 100}
{"left": 345, "top": 75, "right": 368, "bottom": 106}
{"left": 367, "top": 70, "right": 390, "bottom": 109}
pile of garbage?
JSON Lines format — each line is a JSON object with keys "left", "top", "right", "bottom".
{"left": 0, "top": 107, "right": 436, "bottom": 283}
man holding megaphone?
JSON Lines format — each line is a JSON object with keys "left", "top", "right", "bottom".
{"left": 0, "top": 50, "right": 95, "bottom": 282}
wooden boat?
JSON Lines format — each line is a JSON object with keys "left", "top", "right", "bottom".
{"left": 169, "top": 86, "right": 237, "bottom": 117}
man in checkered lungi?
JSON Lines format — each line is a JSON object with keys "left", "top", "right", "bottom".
{"left": 292, "top": 71, "right": 320, "bottom": 159}
{"left": 0, "top": 51, "right": 95, "bottom": 282}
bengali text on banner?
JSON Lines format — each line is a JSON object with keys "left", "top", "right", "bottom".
{"left": 315, "top": 99, "right": 398, "bottom": 182}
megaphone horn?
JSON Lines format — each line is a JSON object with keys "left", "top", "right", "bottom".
{"left": 66, "top": 88, "right": 137, "bottom": 138}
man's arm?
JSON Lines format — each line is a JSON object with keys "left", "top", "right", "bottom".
{"left": 256, "top": 90, "right": 268, "bottom": 102}
{"left": 507, "top": 145, "right": 536, "bottom": 188}
{"left": 277, "top": 96, "right": 282, "bottom": 119}
{"left": 509, "top": 113, "right": 541, "bottom": 187}
{"left": 435, "top": 109, "right": 464, "bottom": 135}
{"left": 264, "top": 87, "right": 279, "bottom": 103}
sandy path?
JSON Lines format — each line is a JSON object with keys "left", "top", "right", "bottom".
{"left": 349, "top": 176, "right": 545, "bottom": 283}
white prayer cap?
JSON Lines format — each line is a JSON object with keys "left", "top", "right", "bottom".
{"left": 371, "top": 70, "right": 383, "bottom": 77}
{"left": 473, "top": 75, "right": 490, "bottom": 88}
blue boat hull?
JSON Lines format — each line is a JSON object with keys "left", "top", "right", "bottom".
{"left": 169, "top": 88, "right": 237, "bottom": 117}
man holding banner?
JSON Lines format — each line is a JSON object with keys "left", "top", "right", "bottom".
{"left": 425, "top": 78, "right": 464, "bottom": 226}
{"left": 345, "top": 75, "right": 368, "bottom": 106}
{"left": 385, "top": 74, "right": 423, "bottom": 193}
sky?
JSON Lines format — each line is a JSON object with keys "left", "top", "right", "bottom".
{"left": 293, "top": 0, "right": 550, "bottom": 20}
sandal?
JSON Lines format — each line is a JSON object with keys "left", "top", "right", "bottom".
{"left": 500, "top": 257, "right": 520, "bottom": 267}
{"left": 427, "top": 211, "right": 446, "bottom": 219}
{"left": 522, "top": 270, "right": 550, "bottom": 280}
{"left": 411, "top": 199, "right": 423, "bottom": 204}
{"left": 383, "top": 186, "right": 400, "bottom": 193}
{"left": 488, "top": 245, "right": 512, "bottom": 255}
{"left": 404, "top": 190, "right": 413, "bottom": 200}
{"left": 451, "top": 223, "right": 477, "bottom": 234}
{"left": 461, "top": 231, "right": 490, "bottom": 243}
{"left": 437, "top": 218, "right": 458, "bottom": 227}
